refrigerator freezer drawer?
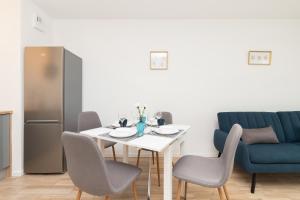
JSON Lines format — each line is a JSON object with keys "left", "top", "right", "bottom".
{"left": 24, "top": 123, "right": 64, "bottom": 173}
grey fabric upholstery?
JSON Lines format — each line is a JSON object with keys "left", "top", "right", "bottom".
{"left": 78, "top": 111, "right": 115, "bottom": 148}
{"left": 62, "top": 132, "right": 141, "bottom": 196}
{"left": 156, "top": 111, "right": 173, "bottom": 125}
{"left": 173, "top": 124, "right": 242, "bottom": 188}
{"left": 242, "top": 126, "right": 279, "bottom": 144}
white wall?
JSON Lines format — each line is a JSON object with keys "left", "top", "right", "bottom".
{"left": 21, "top": 0, "right": 53, "bottom": 45}
{"left": 53, "top": 19, "right": 300, "bottom": 157}
{"left": 0, "top": 0, "right": 22, "bottom": 175}
{"left": 0, "top": 0, "right": 53, "bottom": 176}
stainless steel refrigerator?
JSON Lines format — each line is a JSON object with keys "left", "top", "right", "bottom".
{"left": 24, "top": 47, "right": 82, "bottom": 174}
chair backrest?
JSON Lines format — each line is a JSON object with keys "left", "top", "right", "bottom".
{"left": 219, "top": 124, "right": 243, "bottom": 185}
{"left": 78, "top": 111, "right": 102, "bottom": 132}
{"left": 62, "top": 132, "right": 112, "bottom": 196}
{"left": 156, "top": 111, "right": 173, "bottom": 125}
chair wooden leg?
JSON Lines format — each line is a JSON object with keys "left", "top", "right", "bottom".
{"left": 104, "top": 195, "right": 110, "bottom": 200}
{"left": 217, "top": 187, "right": 226, "bottom": 200}
{"left": 76, "top": 190, "right": 82, "bottom": 200}
{"left": 112, "top": 146, "right": 116, "bottom": 161}
{"left": 223, "top": 185, "right": 230, "bottom": 200}
{"left": 176, "top": 180, "right": 182, "bottom": 200}
{"left": 152, "top": 151, "right": 155, "bottom": 164}
{"left": 131, "top": 182, "right": 138, "bottom": 200}
{"left": 136, "top": 149, "right": 141, "bottom": 167}
{"left": 156, "top": 152, "right": 161, "bottom": 187}
{"left": 184, "top": 181, "right": 188, "bottom": 200}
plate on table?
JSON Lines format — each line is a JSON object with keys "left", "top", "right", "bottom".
{"left": 144, "top": 127, "right": 152, "bottom": 134}
{"left": 109, "top": 127, "right": 137, "bottom": 138}
{"left": 153, "top": 126, "right": 179, "bottom": 135}
{"left": 80, "top": 127, "right": 113, "bottom": 137}
{"left": 112, "top": 120, "right": 136, "bottom": 128}
{"left": 97, "top": 127, "right": 113, "bottom": 135}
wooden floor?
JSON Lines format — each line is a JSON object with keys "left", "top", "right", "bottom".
{"left": 0, "top": 157, "right": 300, "bottom": 200}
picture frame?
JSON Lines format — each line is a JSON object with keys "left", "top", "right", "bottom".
{"left": 150, "top": 51, "right": 168, "bottom": 70}
{"left": 248, "top": 51, "right": 272, "bottom": 65}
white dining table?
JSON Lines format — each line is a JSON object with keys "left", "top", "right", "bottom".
{"left": 80, "top": 124, "right": 191, "bottom": 200}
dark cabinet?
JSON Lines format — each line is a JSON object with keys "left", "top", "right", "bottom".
{"left": 0, "top": 111, "right": 12, "bottom": 180}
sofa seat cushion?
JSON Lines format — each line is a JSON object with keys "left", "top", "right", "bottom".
{"left": 248, "top": 143, "right": 300, "bottom": 164}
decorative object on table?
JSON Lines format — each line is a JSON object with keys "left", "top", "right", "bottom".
{"left": 136, "top": 121, "right": 146, "bottom": 137}
{"left": 119, "top": 118, "right": 128, "bottom": 127}
{"left": 136, "top": 103, "right": 147, "bottom": 137}
{"left": 150, "top": 51, "right": 168, "bottom": 70}
{"left": 157, "top": 118, "right": 165, "bottom": 126}
{"left": 248, "top": 50, "right": 272, "bottom": 65}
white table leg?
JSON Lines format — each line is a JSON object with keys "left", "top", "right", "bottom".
{"left": 164, "top": 145, "right": 173, "bottom": 200}
{"left": 123, "top": 145, "right": 129, "bottom": 163}
{"left": 147, "top": 156, "right": 152, "bottom": 200}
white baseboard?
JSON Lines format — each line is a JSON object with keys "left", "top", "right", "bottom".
{"left": 12, "top": 170, "right": 24, "bottom": 177}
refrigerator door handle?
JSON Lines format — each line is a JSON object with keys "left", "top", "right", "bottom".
{"left": 25, "top": 120, "right": 60, "bottom": 124}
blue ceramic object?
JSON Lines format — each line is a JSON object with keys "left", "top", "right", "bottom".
{"left": 136, "top": 116, "right": 146, "bottom": 137}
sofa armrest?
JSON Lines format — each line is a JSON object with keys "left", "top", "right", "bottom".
{"left": 214, "top": 129, "right": 228, "bottom": 152}
{"left": 214, "top": 129, "right": 253, "bottom": 172}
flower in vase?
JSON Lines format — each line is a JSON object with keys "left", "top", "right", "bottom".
{"left": 135, "top": 103, "right": 146, "bottom": 121}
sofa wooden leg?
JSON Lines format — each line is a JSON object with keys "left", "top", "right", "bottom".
{"left": 251, "top": 173, "right": 256, "bottom": 193}
{"left": 218, "top": 152, "right": 221, "bottom": 157}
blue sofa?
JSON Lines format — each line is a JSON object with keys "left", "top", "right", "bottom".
{"left": 214, "top": 111, "right": 300, "bottom": 193}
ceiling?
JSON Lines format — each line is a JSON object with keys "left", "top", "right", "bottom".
{"left": 33, "top": 0, "right": 300, "bottom": 19}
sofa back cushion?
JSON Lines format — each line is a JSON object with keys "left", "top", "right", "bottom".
{"left": 277, "top": 111, "right": 300, "bottom": 142}
{"left": 218, "top": 112, "right": 286, "bottom": 143}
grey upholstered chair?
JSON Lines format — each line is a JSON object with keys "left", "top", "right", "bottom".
{"left": 62, "top": 132, "right": 141, "bottom": 200}
{"left": 78, "top": 111, "right": 117, "bottom": 160}
{"left": 173, "top": 124, "right": 242, "bottom": 200}
{"left": 136, "top": 111, "right": 173, "bottom": 187}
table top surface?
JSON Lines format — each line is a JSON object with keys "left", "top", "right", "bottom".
{"left": 80, "top": 124, "right": 190, "bottom": 152}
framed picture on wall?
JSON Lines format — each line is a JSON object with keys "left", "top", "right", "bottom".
{"left": 150, "top": 51, "right": 168, "bottom": 70}
{"left": 248, "top": 51, "right": 272, "bottom": 65}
